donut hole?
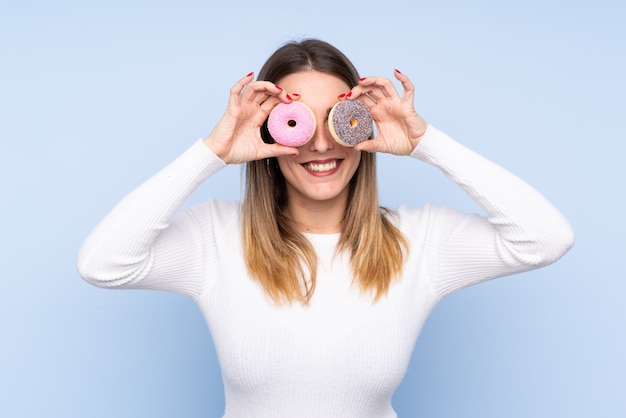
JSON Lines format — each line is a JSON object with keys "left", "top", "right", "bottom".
{"left": 349, "top": 117, "right": 358, "bottom": 128}
{"left": 287, "top": 119, "right": 297, "bottom": 127}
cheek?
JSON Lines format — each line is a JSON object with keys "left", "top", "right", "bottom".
{"left": 276, "top": 156, "right": 296, "bottom": 178}
{"left": 346, "top": 150, "right": 362, "bottom": 175}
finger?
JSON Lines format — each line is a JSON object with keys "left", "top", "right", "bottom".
{"left": 259, "top": 89, "right": 300, "bottom": 116}
{"left": 338, "top": 88, "right": 377, "bottom": 111}
{"left": 228, "top": 72, "right": 255, "bottom": 105}
{"left": 259, "top": 94, "right": 282, "bottom": 114}
{"left": 363, "top": 86, "right": 386, "bottom": 103}
{"left": 354, "top": 137, "right": 385, "bottom": 154}
{"left": 258, "top": 143, "right": 300, "bottom": 159}
{"left": 344, "top": 85, "right": 377, "bottom": 105}
{"left": 363, "top": 92, "right": 377, "bottom": 105}
{"left": 243, "top": 81, "right": 286, "bottom": 104}
{"left": 355, "top": 81, "right": 384, "bottom": 103}
{"left": 394, "top": 69, "right": 415, "bottom": 102}
{"left": 358, "top": 77, "right": 400, "bottom": 100}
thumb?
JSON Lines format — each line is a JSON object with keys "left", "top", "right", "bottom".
{"left": 259, "top": 143, "right": 299, "bottom": 159}
{"left": 355, "top": 138, "right": 385, "bottom": 154}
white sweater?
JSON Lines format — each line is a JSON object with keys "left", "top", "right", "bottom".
{"left": 78, "top": 125, "right": 574, "bottom": 417}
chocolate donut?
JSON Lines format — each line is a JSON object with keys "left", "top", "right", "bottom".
{"left": 328, "top": 100, "right": 373, "bottom": 147}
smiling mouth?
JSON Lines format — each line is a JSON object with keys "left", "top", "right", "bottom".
{"left": 303, "top": 159, "right": 341, "bottom": 172}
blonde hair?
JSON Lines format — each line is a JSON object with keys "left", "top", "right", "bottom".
{"left": 243, "top": 39, "right": 408, "bottom": 304}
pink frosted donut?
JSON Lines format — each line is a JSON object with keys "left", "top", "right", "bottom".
{"left": 267, "top": 102, "right": 316, "bottom": 147}
{"left": 329, "top": 100, "right": 373, "bottom": 147}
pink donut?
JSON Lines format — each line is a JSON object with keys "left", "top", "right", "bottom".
{"left": 267, "top": 102, "right": 316, "bottom": 147}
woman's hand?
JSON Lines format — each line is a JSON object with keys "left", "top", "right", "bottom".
{"left": 204, "top": 73, "right": 299, "bottom": 164}
{"left": 344, "top": 70, "right": 428, "bottom": 156}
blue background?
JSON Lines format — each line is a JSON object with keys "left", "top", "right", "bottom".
{"left": 1, "top": 0, "right": 624, "bottom": 416}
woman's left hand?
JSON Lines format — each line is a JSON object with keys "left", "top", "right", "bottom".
{"left": 344, "top": 70, "right": 428, "bottom": 156}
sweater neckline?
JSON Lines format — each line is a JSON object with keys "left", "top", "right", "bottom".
{"left": 302, "top": 232, "right": 340, "bottom": 247}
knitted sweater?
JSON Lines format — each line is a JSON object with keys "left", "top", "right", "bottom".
{"left": 78, "top": 125, "right": 574, "bottom": 417}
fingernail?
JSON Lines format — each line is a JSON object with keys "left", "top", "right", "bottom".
{"left": 359, "top": 77, "right": 367, "bottom": 82}
{"left": 346, "top": 92, "right": 353, "bottom": 98}
{"left": 286, "top": 94, "right": 293, "bottom": 101}
{"left": 275, "top": 85, "right": 283, "bottom": 91}
{"left": 246, "top": 72, "right": 254, "bottom": 77}
{"left": 394, "top": 69, "right": 402, "bottom": 74}
{"left": 292, "top": 93, "right": 300, "bottom": 97}
{"left": 338, "top": 93, "right": 346, "bottom": 99}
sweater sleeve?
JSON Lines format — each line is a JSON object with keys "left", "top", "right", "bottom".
{"left": 77, "top": 139, "right": 227, "bottom": 299}
{"left": 407, "top": 125, "right": 575, "bottom": 299}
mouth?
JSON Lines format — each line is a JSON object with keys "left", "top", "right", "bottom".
{"left": 302, "top": 159, "right": 342, "bottom": 173}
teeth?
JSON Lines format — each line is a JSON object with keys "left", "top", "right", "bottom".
{"left": 305, "top": 160, "right": 338, "bottom": 172}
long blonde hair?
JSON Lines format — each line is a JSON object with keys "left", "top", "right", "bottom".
{"left": 243, "top": 39, "right": 408, "bottom": 304}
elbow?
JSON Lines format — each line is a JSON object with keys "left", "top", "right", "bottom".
{"left": 546, "top": 219, "right": 575, "bottom": 263}
{"left": 540, "top": 210, "right": 576, "bottom": 265}
{"left": 76, "top": 248, "right": 146, "bottom": 289}
{"left": 77, "top": 266, "right": 101, "bottom": 289}
{"left": 76, "top": 251, "right": 111, "bottom": 288}
{"left": 508, "top": 218, "right": 575, "bottom": 268}
{"left": 77, "top": 236, "right": 110, "bottom": 288}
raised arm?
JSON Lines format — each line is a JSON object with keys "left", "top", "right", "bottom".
{"left": 408, "top": 125, "right": 574, "bottom": 297}
{"left": 346, "top": 70, "right": 574, "bottom": 296}
{"left": 77, "top": 73, "right": 297, "bottom": 296}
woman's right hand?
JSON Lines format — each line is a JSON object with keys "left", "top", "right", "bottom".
{"left": 203, "top": 73, "right": 299, "bottom": 164}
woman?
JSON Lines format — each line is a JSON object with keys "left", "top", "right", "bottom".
{"left": 78, "top": 39, "right": 574, "bottom": 417}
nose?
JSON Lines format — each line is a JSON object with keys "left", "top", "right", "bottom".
{"left": 308, "top": 123, "right": 335, "bottom": 153}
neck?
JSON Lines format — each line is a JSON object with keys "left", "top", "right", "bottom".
{"left": 285, "top": 197, "right": 346, "bottom": 234}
